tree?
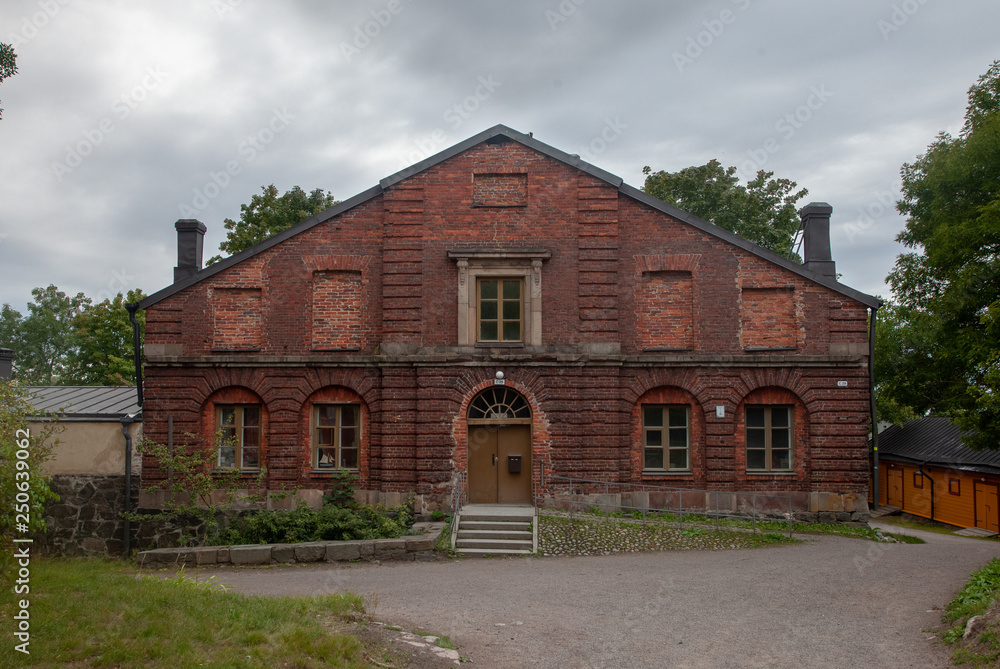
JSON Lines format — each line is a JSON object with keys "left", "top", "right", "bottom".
{"left": 883, "top": 60, "right": 1000, "bottom": 449}
{"left": 10, "top": 285, "right": 90, "bottom": 385}
{"left": 0, "top": 379, "right": 58, "bottom": 576}
{"left": 642, "top": 160, "right": 808, "bottom": 258}
{"left": 0, "top": 286, "right": 145, "bottom": 386}
{"left": 70, "top": 289, "right": 146, "bottom": 386}
{"left": 0, "top": 42, "right": 16, "bottom": 119}
{"left": 207, "top": 185, "right": 337, "bottom": 264}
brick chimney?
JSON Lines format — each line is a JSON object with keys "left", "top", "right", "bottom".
{"left": 174, "top": 219, "right": 207, "bottom": 283}
{"left": 0, "top": 348, "right": 13, "bottom": 380}
{"left": 800, "top": 202, "right": 836, "bottom": 280}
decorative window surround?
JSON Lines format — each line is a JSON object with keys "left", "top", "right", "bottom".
{"left": 448, "top": 248, "right": 550, "bottom": 347}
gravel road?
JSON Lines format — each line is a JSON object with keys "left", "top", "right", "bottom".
{"left": 208, "top": 524, "right": 1000, "bottom": 668}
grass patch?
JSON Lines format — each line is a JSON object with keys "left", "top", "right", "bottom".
{"left": 413, "top": 629, "right": 456, "bottom": 649}
{"left": 576, "top": 507, "right": 893, "bottom": 542}
{"left": 0, "top": 558, "right": 390, "bottom": 669}
{"left": 537, "top": 513, "right": 797, "bottom": 556}
{"left": 882, "top": 532, "right": 925, "bottom": 544}
{"left": 874, "top": 515, "right": 964, "bottom": 536}
{"left": 943, "top": 558, "right": 1000, "bottom": 639}
{"left": 940, "top": 558, "right": 1000, "bottom": 667}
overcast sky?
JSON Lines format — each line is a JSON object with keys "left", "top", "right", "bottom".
{"left": 0, "top": 0, "right": 996, "bottom": 312}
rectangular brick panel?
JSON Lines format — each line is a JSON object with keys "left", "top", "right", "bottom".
{"left": 312, "top": 271, "right": 363, "bottom": 350}
{"left": 212, "top": 288, "right": 261, "bottom": 350}
{"left": 637, "top": 270, "right": 694, "bottom": 350}
{"left": 741, "top": 287, "right": 797, "bottom": 350}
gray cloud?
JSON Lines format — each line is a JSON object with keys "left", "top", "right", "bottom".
{"left": 1, "top": 0, "right": 996, "bottom": 309}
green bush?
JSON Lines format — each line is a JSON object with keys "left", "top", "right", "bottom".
{"left": 218, "top": 499, "right": 415, "bottom": 546}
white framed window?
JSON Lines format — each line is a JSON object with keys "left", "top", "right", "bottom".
{"left": 216, "top": 405, "right": 261, "bottom": 470}
{"left": 642, "top": 405, "right": 690, "bottom": 471}
{"left": 313, "top": 404, "right": 360, "bottom": 470}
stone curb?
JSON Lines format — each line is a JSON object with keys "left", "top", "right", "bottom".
{"left": 137, "top": 522, "right": 445, "bottom": 568}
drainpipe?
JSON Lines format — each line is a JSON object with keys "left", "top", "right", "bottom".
{"left": 125, "top": 303, "right": 143, "bottom": 408}
{"left": 918, "top": 464, "right": 935, "bottom": 522}
{"left": 121, "top": 412, "right": 140, "bottom": 557}
{"left": 869, "top": 304, "right": 880, "bottom": 509}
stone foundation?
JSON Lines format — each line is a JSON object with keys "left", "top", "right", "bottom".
{"left": 537, "top": 489, "right": 871, "bottom": 525}
{"left": 41, "top": 474, "right": 140, "bottom": 556}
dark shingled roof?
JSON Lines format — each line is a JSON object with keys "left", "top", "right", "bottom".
{"left": 28, "top": 386, "right": 141, "bottom": 422}
{"left": 137, "top": 124, "right": 880, "bottom": 311}
{"left": 877, "top": 416, "right": 1000, "bottom": 475}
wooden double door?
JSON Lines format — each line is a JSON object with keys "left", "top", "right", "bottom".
{"left": 468, "top": 423, "right": 532, "bottom": 505}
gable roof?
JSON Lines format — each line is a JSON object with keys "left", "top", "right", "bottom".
{"left": 877, "top": 416, "right": 1000, "bottom": 475}
{"left": 138, "top": 124, "right": 880, "bottom": 310}
{"left": 28, "top": 386, "right": 141, "bottom": 422}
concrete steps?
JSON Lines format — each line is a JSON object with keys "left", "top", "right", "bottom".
{"left": 453, "top": 505, "right": 536, "bottom": 555}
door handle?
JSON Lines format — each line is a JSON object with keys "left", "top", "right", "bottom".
{"left": 492, "top": 454, "right": 498, "bottom": 466}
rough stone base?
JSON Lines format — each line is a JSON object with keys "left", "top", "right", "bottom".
{"left": 40, "top": 475, "right": 140, "bottom": 556}
{"left": 538, "top": 489, "right": 870, "bottom": 526}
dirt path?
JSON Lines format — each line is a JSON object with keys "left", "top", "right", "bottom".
{"left": 205, "top": 526, "right": 1000, "bottom": 668}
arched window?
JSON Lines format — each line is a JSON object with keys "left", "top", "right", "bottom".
{"left": 467, "top": 387, "right": 531, "bottom": 421}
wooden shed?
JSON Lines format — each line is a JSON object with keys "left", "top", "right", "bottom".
{"left": 873, "top": 417, "right": 1000, "bottom": 533}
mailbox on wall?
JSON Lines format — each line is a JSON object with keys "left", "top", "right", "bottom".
{"left": 507, "top": 455, "right": 521, "bottom": 474}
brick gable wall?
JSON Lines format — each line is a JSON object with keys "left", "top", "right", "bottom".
{"left": 141, "top": 140, "right": 873, "bottom": 517}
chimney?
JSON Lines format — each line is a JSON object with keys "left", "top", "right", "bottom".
{"left": 800, "top": 202, "right": 836, "bottom": 280}
{"left": 0, "top": 348, "right": 13, "bottom": 380}
{"left": 174, "top": 219, "right": 207, "bottom": 283}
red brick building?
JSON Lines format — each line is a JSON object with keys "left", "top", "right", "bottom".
{"left": 136, "top": 125, "right": 879, "bottom": 520}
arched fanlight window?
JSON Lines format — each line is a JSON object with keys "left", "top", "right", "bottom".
{"left": 467, "top": 387, "right": 531, "bottom": 421}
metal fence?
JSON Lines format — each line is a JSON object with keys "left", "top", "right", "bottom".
{"left": 533, "top": 472, "right": 795, "bottom": 537}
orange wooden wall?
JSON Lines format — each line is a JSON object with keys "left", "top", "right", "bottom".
{"left": 874, "top": 460, "right": 998, "bottom": 528}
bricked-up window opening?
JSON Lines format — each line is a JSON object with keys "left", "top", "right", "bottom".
{"left": 468, "top": 387, "right": 531, "bottom": 421}
{"left": 745, "top": 406, "right": 793, "bottom": 471}
{"left": 314, "top": 405, "right": 360, "bottom": 470}
{"left": 216, "top": 405, "right": 260, "bottom": 469}
{"left": 642, "top": 406, "right": 689, "bottom": 471}
{"left": 472, "top": 173, "right": 528, "bottom": 207}
{"left": 478, "top": 278, "right": 523, "bottom": 343}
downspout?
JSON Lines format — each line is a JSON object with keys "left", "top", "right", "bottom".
{"left": 869, "top": 305, "right": 880, "bottom": 509}
{"left": 120, "top": 412, "right": 140, "bottom": 557}
{"left": 125, "top": 303, "right": 143, "bottom": 409}
{"left": 918, "top": 463, "right": 935, "bottom": 522}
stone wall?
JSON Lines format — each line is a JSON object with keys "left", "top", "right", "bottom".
{"left": 41, "top": 474, "right": 139, "bottom": 556}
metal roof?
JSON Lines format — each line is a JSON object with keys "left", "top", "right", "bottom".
{"left": 138, "top": 124, "right": 881, "bottom": 311}
{"left": 877, "top": 416, "right": 1000, "bottom": 475}
{"left": 27, "top": 386, "right": 141, "bottom": 422}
